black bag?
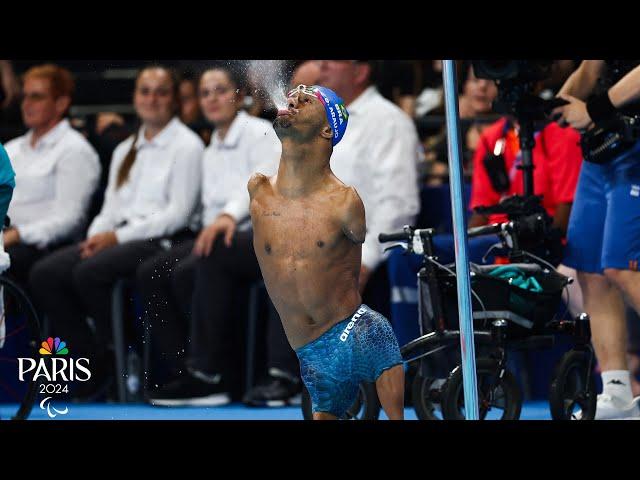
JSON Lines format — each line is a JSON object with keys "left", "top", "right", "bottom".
{"left": 482, "top": 122, "right": 511, "bottom": 193}
{"left": 438, "top": 263, "right": 569, "bottom": 338}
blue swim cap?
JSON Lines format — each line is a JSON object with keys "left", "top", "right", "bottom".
{"left": 287, "top": 84, "right": 349, "bottom": 146}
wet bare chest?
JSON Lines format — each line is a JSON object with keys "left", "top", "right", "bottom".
{"left": 252, "top": 196, "right": 343, "bottom": 260}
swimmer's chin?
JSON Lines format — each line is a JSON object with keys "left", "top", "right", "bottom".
{"left": 273, "top": 116, "right": 292, "bottom": 130}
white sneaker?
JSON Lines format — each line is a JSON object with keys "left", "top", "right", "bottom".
{"left": 591, "top": 394, "right": 640, "bottom": 420}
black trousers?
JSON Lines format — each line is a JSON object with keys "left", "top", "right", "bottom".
{"left": 181, "top": 230, "right": 298, "bottom": 378}
{"left": 5, "top": 243, "right": 50, "bottom": 293}
{"left": 136, "top": 238, "right": 196, "bottom": 369}
{"left": 29, "top": 239, "right": 163, "bottom": 358}
{"left": 136, "top": 231, "right": 299, "bottom": 381}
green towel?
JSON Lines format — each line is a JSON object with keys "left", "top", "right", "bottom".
{"left": 487, "top": 265, "right": 543, "bottom": 292}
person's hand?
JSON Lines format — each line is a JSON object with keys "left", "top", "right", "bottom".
{"left": 193, "top": 214, "right": 237, "bottom": 257}
{"left": 79, "top": 231, "right": 118, "bottom": 259}
{"left": 3, "top": 227, "right": 20, "bottom": 247}
{"left": 95, "top": 112, "right": 125, "bottom": 136}
{"left": 552, "top": 94, "right": 593, "bottom": 131}
{"left": 359, "top": 265, "right": 371, "bottom": 294}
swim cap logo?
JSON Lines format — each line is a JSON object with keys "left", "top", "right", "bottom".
{"left": 336, "top": 104, "right": 348, "bottom": 124}
{"left": 329, "top": 106, "right": 339, "bottom": 139}
{"left": 340, "top": 307, "right": 367, "bottom": 342}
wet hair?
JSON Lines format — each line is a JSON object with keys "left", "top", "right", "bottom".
{"left": 116, "top": 64, "right": 180, "bottom": 189}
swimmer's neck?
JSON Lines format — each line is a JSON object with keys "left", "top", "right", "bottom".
{"left": 276, "top": 142, "right": 331, "bottom": 197}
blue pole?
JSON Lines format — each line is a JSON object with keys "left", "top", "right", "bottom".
{"left": 442, "top": 60, "right": 479, "bottom": 420}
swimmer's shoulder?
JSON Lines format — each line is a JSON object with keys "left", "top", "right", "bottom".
{"left": 328, "top": 175, "right": 362, "bottom": 205}
{"left": 342, "top": 185, "right": 365, "bottom": 221}
{"left": 248, "top": 172, "right": 274, "bottom": 200}
{"left": 327, "top": 176, "right": 364, "bottom": 215}
{"left": 331, "top": 182, "right": 365, "bottom": 243}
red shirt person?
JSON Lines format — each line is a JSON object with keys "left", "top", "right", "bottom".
{"left": 469, "top": 118, "right": 583, "bottom": 233}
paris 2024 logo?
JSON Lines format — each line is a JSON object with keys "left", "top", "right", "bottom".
{"left": 18, "top": 337, "right": 91, "bottom": 418}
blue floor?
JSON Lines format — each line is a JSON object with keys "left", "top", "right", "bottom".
{"left": 1, "top": 401, "right": 552, "bottom": 420}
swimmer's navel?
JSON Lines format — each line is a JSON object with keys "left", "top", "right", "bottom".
{"left": 265, "top": 243, "right": 272, "bottom": 254}
{"left": 317, "top": 240, "right": 324, "bottom": 248}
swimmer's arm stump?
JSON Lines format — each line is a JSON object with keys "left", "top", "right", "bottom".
{"left": 248, "top": 172, "right": 269, "bottom": 201}
{"left": 342, "top": 186, "right": 366, "bottom": 244}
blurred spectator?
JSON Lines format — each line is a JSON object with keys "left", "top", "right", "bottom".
{"left": 0, "top": 60, "right": 25, "bottom": 143}
{"left": 178, "top": 71, "right": 212, "bottom": 145}
{"left": 3, "top": 64, "right": 101, "bottom": 289}
{"left": 29, "top": 65, "right": 204, "bottom": 400}
{"left": 81, "top": 112, "right": 135, "bottom": 221}
{"left": 179, "top": 73, "right": 200, "bottom": 125}
{"left": 420, "top": 62, "right": 499, "bottom": 185}
{"left": 290, "top": 60, "right": 321, "bottom": 87}
{"left": 0, "top": 60, "right": 20, "bottom": 109}
{"left": 414, "top": 60, "right": 444, "bottom": 118}
{"left": 374, "top": 60, "right": 417, "bottom": 116}
{"left": 144, "top": 64, "right": 286, "bottom": 407}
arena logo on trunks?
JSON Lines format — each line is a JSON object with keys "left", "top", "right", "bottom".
{"left": 340, "top": 307, "right": 368, "bottom": 342}
{"left": 17, "top": 337, "right": 92, "bottom": 418}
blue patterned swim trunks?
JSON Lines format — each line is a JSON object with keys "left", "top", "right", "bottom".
{"left": 296, "top": 304, "right": 403, "bottom": 418}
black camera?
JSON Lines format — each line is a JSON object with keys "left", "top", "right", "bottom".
{"left": 470, "top": 60, "right": 556, "bottom": 119}
{"left": 472, "top": 60, "right": 553, "bottom": 82}
{"left": 470, "top": 60, "right": 558, "bottom": 198}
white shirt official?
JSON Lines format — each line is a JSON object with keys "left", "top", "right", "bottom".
{"left": 330, "top": 86, "right": 421, "bottom": 270}
{"left": 5, "top": 119, "right": 101, "bottom": 248}
{"left": 88, "top": 117, "right": 204, "bottom": 243}
{"left": 203, "top": 110, "right": 280, "bottom": 230}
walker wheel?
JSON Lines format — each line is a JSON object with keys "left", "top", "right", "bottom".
{"left": 441, "top": 358, "right": 522, "bottom": 420}
{"left": 412, "top": 374, "right": 444, "bottom": 420}
{"left": 549, "top": 349, "right": 597, "bottom": 420}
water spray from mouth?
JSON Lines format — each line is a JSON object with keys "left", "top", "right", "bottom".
{"left": 246, "top": 60, "right": 291, "bottom": 112}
